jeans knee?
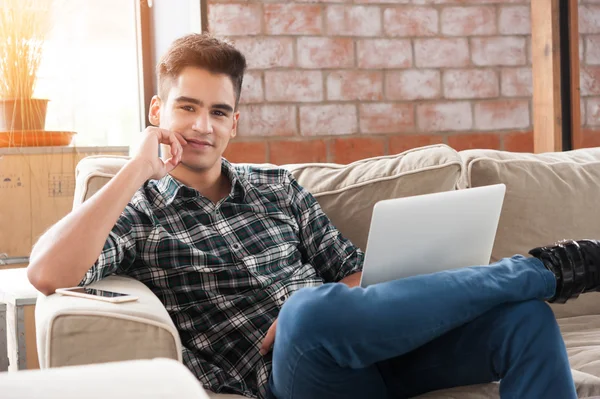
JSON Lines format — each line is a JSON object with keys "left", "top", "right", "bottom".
{"left": 278, "top": 284, "right": 349, "bottom": 345}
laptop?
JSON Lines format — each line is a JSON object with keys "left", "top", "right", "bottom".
{"left": 359, "top": 184, "right": 506, "bottom": 288}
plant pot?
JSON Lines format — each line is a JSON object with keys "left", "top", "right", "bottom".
{"left": 0, "top": 98, "right": 49, "bottom": 131}
{"left": 0, "top": 130, "right": 76, "bottom": 147}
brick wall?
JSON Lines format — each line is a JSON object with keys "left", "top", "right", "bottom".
{"left": 208, "top": 0, "right": 600, "bottom": 165}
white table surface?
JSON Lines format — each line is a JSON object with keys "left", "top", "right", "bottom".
{"left": 0, "top": 268, "right": 39, "bottom": 306}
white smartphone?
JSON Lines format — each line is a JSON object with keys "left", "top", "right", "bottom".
{"left": 55, "top": 287, "right": 139, "bottom": 303}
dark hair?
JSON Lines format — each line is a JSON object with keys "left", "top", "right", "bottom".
{"left": 156, "top": 33, "right": 247, "bottom": 107}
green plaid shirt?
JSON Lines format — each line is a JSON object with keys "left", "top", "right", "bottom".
{"left": 81, "top": 159, "right": 363, "bottom": 398}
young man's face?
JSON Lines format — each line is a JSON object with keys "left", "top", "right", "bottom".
{"left": 150, "top": 66, "right": 239, "bottom": 173}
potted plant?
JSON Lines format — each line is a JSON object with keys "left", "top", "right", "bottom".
{"left": 0, "top": 0, "right": 74, "bottom": 147}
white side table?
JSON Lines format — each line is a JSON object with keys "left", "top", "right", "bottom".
{"left": 0, "top": 268, "right": 39, "bottom": 371}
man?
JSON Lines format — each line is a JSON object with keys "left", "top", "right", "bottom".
{"left": 28, "top": 33, "right": 600, "bottom": 399}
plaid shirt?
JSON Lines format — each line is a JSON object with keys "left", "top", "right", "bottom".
{"left": 81, "top": 158, "right": 363, "bottom": 398}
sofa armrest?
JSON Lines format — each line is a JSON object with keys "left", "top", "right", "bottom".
{"left": 35, "top": 276, "right": 182, "bottom": 369}
{"left": 0, "top": 358, "right": 208, "bottom": 399}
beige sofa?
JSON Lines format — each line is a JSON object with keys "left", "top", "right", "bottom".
{"left": 35, "top": 144, "right": 600, "bottom": 398}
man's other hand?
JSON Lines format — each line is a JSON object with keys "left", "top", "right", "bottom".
{"left": 260, "top": 319, "right": 277, "bottom": 355}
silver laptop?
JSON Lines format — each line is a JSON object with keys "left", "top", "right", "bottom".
{"left": 359, "top": 184, "right": 506, "bottom": 288}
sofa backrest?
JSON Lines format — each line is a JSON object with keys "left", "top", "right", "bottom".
{"left": 460, "top": 147, "right": 600, "bottom": 262}
{"left": 74, "top": 145, "right": 463, "bottom": 251}
{"left": 460, "top": 147, "right": 600, "bottom": 319}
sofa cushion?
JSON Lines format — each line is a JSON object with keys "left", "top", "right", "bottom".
{"left": 460, "top": 148, "right": 600, "bottom": 320}
{"left": 560, "top": 315, "right": 600, "bottom": 397}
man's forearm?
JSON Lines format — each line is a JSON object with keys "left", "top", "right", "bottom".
{"left": 340, "top": 272, "right": 362, "bottom": 288}
{"left": 28, "top": 159, "right": 151, "bottom": 295}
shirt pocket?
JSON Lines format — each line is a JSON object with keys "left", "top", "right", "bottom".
{"left": 241, "top": 243, "right": 303, "bottom": 288}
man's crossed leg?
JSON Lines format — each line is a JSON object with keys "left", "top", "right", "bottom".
{"left": 269, "top": 241, "right": 595, "bottom": 399}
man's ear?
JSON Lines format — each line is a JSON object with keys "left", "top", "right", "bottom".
{"left": 231, "top": 111, "right": 240, "bottom": 139}
{"left": 148, "top": 95, "right": 161, "bottom": 126}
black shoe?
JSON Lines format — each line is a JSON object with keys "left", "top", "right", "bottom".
{"left": 529, "top": 239, "right": 600, "bottom": 303}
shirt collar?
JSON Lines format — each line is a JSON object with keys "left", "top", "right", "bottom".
{"left": 154, "top": 158, "right": 241, "bottom": 206}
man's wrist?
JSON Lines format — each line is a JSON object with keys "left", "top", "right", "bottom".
{"left": 126, "top": 158, "right": 155, "bottom": 185}
{"left": 339, "top": 272, "right": 362, "bottom": 288}
{"left": 127, "top": 158, "right": 154, "bottom": 184}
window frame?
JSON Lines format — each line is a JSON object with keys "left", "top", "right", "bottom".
{"left": 135, "top": 0, "right": 204, "bottom": 133}
{"left": 135, "top": 0, "right": 155, "bottom": 130}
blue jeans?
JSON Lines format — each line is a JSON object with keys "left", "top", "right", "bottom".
{"left": 268, "top": 256, "right": 576, "bottom": 399}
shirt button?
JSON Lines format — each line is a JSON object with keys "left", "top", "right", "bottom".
{"left": 231, "top": 243, "right": 242, "bottom": 251}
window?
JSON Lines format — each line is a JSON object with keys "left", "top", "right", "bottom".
{"left": 35, "top": 0, "right": 142, "bottom": 147}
